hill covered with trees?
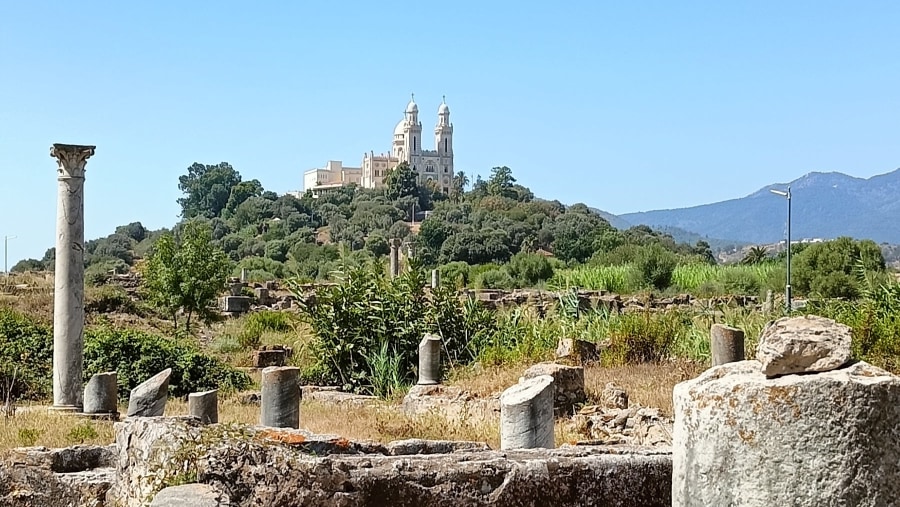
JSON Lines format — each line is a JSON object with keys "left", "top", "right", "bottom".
{"left": 13, "top": 160, "right": 888, "bottom": 299}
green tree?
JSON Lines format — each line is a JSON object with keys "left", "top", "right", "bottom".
{"left": 177, "top": 162, "right": 242, "bottom": 219}
{"left": 451, "top": 171, "right": 469, "bottom": 201}
{"left": 741, "top": 246, "right": 769, "bottom": 265}
{"left": 383, "top": 162, "right": 419, "bottom": 201}
{"left": 487, "top": 166, "right": 516, "bottom": 199}
{"left": 140, "top": 221, "right": 231, "bottom": 333}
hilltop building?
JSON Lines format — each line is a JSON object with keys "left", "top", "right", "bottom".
{"left": 302, "top": 95, "right": 454, "bottom": 197}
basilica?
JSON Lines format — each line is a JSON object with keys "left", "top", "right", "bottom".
{"left": 302, "top": 95, "right": 455, "bottom": 196}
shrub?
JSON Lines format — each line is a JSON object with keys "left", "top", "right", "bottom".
{"left": 634, "top": 244, "right": 678, "bottom": 291}
{"left": 85, "top": 285, "right": 142, "bottom": 315}
{"left": 0, "top": 308, "right": 53, "bottom": 400}
{"left": 473, "top": 268, "right": 514, "bottom": 290}
{"left": 439, "top": 262, "right": 470, "bottom": 288}
{"left": 290, "top": 260, "right": 488, "bottom": 395}
{"left": 505, "top": 252, "right": 554, "bottom": 287}
{"left": 237, "top": 311, "right": 295, "bottom": 349}
{"left": 83, "top": 326, "right": 251, "bottom": 396}
{"left": 603, "top": 310, "right": 685, "bottom": 365}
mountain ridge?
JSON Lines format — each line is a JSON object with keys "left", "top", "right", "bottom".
{"left": 616, "top": 168, "right": 900, "bottom": 244}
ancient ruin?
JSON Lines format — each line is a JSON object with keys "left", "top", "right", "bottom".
{"left": 50, "top": 143, "right": 95, "bottom": 412}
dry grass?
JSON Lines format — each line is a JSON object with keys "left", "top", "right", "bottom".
{"left": 0, "top": 406, "right": 116, "bottom": 449}
{"left": 583, "top": 361, "right": 705, "bottom": 416}
{"left": 449, "top": 360, "right": 705, "bottom": 417}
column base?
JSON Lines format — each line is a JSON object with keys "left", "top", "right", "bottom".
{"left": 78, "top": 411, "right": 120, "bottom": 421}
{"left": 48, "top": 405, "right": 83, "bottom": 414}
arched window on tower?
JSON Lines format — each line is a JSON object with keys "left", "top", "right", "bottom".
{"left": 413, "top": 136, "right": 417, "bottom": 151}
{"left": 444, "top": 138, "right": 448, "bottom": 152}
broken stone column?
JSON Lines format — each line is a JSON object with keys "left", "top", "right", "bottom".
{"left": 261, "top": 366, "right": 300, "bottom": 428}
{"left": 127, "top": 368, "right": 171, "bottom": 417}
{"left": 673, "top": 315, "right": 900, "bottom": 506}
{"left": 417, "top": 334, "right": 441, "bottom": 385}
{"left": 431, "top": 269, "right": 440, "bottom": 289}
{"left": 710, "top": 324, "right": 745, "bottom": 366}
{"left": 500, "top": 374, "right": 555, "bottom": 450}
{"left": 83, "top": 371, "right": 118, "bottom": 416}
{"left": 188, "top": 389, "right": 218, "bottom": 424}
{"left": 762, "top": 289, "right": 774, "bottom": 313}
{"left": 50, "top": 143, "right": 95, "bottom": 412}
{"left": 389, "top": 239, "right": 400, "bottom": 278}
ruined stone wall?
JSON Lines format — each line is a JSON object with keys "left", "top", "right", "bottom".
{"left": 110, "top": 417, "right": 673, "bottom": 507}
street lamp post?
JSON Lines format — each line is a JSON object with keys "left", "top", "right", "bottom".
{"left": 769, "top": 187, "right": 792, "bottom": 313}
{"left": 3, "top": 235, "right": 16, "bottom": 279}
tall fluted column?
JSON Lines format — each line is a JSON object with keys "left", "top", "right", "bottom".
{"left": 50, "top": 143, "right": 95, "bottom": 411}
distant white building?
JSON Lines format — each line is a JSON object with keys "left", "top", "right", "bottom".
{"left": 302, "top": 95, "right": 455, "bottom": 196}
{"left": 301, "top": 160, "right": 362, "bottom": 198}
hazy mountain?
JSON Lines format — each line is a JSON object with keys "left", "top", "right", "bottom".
{"left": 618, "top": 169, "right": 900, "bottom": 244}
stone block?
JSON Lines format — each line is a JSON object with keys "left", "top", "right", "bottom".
{"left": 151, "top": 484, "right": 230, "bottom": 507}
{"left": 220, "top": 295, "right": 251, "bottom": 313}
{"left": 126, "top": 368, "right": 171, "bottom": 417}
{"left": 756, "top": 314, "right": 851, "bottom": 376}
{"left": 522, "top": 361, "right": 586, "bottom": 414}
{"left": 556, "top": 338, "right": 599, "bottom": 364}
{"left": 252, "top": 349, "right": 287, "bottom": 368}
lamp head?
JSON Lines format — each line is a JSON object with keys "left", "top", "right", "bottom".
{"left": 769, "top": 189, "right": 788, "bottom": 197}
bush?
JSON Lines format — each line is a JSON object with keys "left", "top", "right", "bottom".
{"left": 603, "top": 310, "right": 685, "bottom": 365}
{"left": 85, "top": 285, "right": 142, "bottom": 315}
{"left": 439, "top": 262, "right": 470, "bottom": 288}
{"left": 0, "top": 308, "right": 53, "bottom": 399}
{"left": 84, "top": 258, "right": 129, "bottom": 287}
{"left": 237, "top": 311, "right": 295, "bottom": 349}
{"left": 473, "top": 268, "right": 514, "bottom": 290}
{"left": 505, "top": 252, "right": 554, "bottom": 287}
{"left": 83, "top": 326, "right": 251, "bottom": 396}
{"left": 290, "top": 260, "right": 488, "bottom": 395}
{"left": 634, "top": 244, "right": 678, "bottom": 290}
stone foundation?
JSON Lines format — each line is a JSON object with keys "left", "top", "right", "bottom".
{"left": 109, "top": 417, "right": 672, "bottom": 507}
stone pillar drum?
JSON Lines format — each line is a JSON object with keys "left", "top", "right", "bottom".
{"left": 188, "top": 389, "right": 218, "bottom": 424}
{"left": 417, "top": 334, "right": 442, "bottom": 385}
{"left": 710, "top": 324, "right": 745, "bottom": 366}
{"left": 260, "top": 366, "right": 300, "bottom": 428}
{"left": 83, "top": 371, "right": 118, "bottom": 416}
{"left": 389, "top": 239, "right": 400, "bottom": 278}
{"left": 50, "top": 143, "right": 95, "bottom": 412}
{"left": 500, "top": 375, "right": 555, "bottom": 450}
{"left": 431, "top": 269, "right": 440, "bottom": 289}
{"left": 673, "top": 360, "right": 900, "bottom": 506}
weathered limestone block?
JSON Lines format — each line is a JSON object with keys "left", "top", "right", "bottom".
{"left": 126, "top": 368, "right": 171, "bottom": 417}
{"left": 673, "top": 360, "right": 900, "bottom": 507}
{"left": 1, "top": 444, "right": 114, "bottom": 507}
{"left": 500, "top": 374, "right": 555, "bottom": 450}
{"left": 220, "top": 295, "right": 251, "bottom": 313}
{"left": 384, "top": 439, "right": 491, "bottom": 456}
{"left": 756, "top": 314, "right": 851, "bottom": 376}
{"left": 109, "top": 417, "right": 673, "bottom": 507}
{"left": 401, "top": 384, "right": 500, "bottom": 422}
{"left": 8, "top": 445, "right": 116, "bottom": 472}
{"left": 0, "top": 460, "right": 113, "bottom": 507}
{"left": 188, "top": 389, "right": 218, "bottom": 424}
{"left": 555, "top": 338, "right": 599, "bottom": 365}
{"left": 522, "top": 361, "right": 585, "bottom": 414}
{"left": 710, "top": 324, "right": 745, "bottom": 366}
{"left": 598, "top": 382, "right": 628, "bottom": 410}
{"left": 151, "top": 483, "right": 230, "bottom": 506}
{"left": 252, "top": 348, "right": 287, "bottom": 368}
{"left": 83, "top": 371, "right": 118, "bottom": 415}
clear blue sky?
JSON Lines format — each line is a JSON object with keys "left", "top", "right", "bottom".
{"left": 2, "top": 1, "right": 899, "bottom": 264}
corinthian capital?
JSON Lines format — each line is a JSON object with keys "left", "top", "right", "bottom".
{"left": 51, "top": 143, "right": 95, "bottom": 179}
